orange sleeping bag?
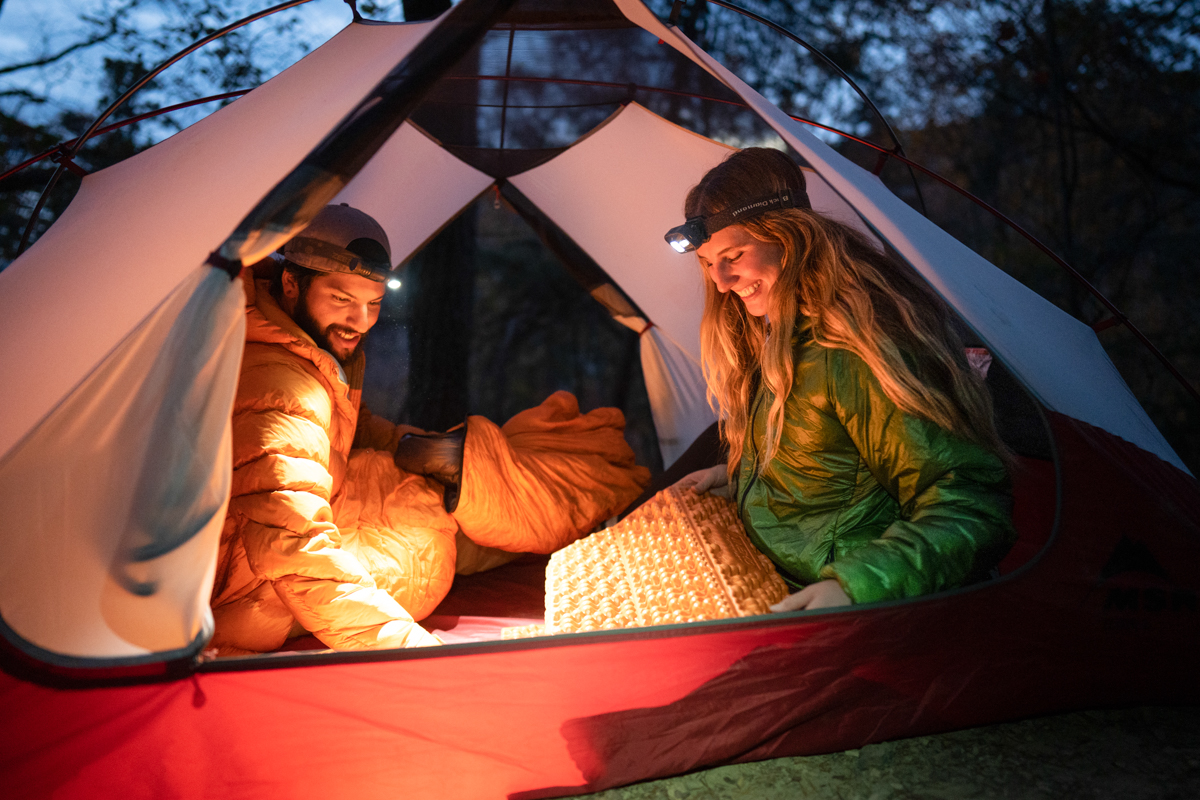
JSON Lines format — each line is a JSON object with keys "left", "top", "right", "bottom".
{"left": 333, "top": 391, "right": 650, "bottom": 622}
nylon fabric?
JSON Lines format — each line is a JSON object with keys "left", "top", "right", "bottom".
{"left": 0, "top": 22, "right": 436, "bottom": 463}
{"left": 638, "top": 327, "right": 716, "bottom": 468}
{"left": 0, "top": 265, "right": 242, "bottom": 658}
{"left": 453, "top": 391, "right": 651, "bottom": 553}
{"left": 735, "top": 334, "right": 1015, "bottom": 603}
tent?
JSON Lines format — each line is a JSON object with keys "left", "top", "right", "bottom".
{"left": 1, "top": 1, "right": 1198, "bottom": 797}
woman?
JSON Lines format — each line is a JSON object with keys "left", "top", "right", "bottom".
{"left": 667, "top": 148, "right": 1015, "bottom": 611}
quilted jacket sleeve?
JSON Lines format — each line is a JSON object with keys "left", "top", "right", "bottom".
{"left": 820, "top": 348, "right": 1016, "bottom": 604}
{"left": 354, "top": 403, "right": 426, "bottom": 453}
{"left": 229, "top": 348, "right": 439, "bottom": 649}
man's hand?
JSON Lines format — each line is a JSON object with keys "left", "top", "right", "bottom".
{"left": 770, "top": 580, "right": 851, "bottom": 612}
{"left": 672, "top": 465, "right": 729, "bottom": 496}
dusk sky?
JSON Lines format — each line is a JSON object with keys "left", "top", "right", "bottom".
{"left": 0, "top": 0, "right": 394, "bottom": 130}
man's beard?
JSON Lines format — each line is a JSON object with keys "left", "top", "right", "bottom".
{"left": 292, "top": 290, "right": 369, "bottom": 365}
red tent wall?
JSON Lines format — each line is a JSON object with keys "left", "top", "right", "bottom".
{"left": 3, "top": 412, "right": 1197, "bottom": 800}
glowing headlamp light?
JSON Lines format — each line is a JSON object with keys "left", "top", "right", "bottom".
{"left": 664, "top": 218, "right": 709, "bottom": 253}
{"left": 663, "top": 189, "right": 808, "bottom": 254}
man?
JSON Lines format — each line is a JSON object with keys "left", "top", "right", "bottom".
{"left": 209, "top": 205, "right": 649, "bottom": 655}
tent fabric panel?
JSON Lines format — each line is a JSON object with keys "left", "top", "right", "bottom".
{"left": 0, "top": 21, "right": 435, "bottom": 462}
{"left": 629, "top": 19, "right": 1185, "bottom": 472}
{"left": 638, "top": 326, "right": 716, "bottom": 467}
{"left": 4, "top": 413, "right": 1196, "bottom": 800}
{"left": 0, "top": 265, "right": 243, "bottom": 660}
{"left": 509, "top": 103, "right": 885, "bottom": 370}
{"left": 509, "top": 102, "right": 722, "bottom": 365}
{"left": 0, "top": 626, "right": 795, "bottom": 800}
{"left": 331, "top": 122, "right": 495, "bottom": 266}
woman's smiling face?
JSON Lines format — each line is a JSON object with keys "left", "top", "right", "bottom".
{"left": 696, "top": 225, "right": 784, "bottom": 317}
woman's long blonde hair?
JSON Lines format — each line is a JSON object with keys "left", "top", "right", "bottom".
{"left": 688, "top": 148, "right": 1009, "bottom": 473}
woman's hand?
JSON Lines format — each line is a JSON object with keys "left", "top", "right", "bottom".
{"left": 672, "top": 465, "right": 729, "bottom": 496}
{"left": 770, "top": 580, "right": 851, "bottom": 612}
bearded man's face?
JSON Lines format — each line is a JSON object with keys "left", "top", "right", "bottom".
{"left": 287, "top": 272, "right": 385, "bottom": 364}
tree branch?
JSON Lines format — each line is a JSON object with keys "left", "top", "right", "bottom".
{"left": 0, "top": 29, "right": 122, "bottom": 76}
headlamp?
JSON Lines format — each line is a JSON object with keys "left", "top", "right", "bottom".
{"left": 663, "top": 189, "right": 808, "bottom": 254}
{"left": 664, "top": 218, "right": 709, "bottom": 253}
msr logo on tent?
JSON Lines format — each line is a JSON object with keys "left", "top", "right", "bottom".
{"left": 1098, "top": 536, "right": 1197, "bottom": 626}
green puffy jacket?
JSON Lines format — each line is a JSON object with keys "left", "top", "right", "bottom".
{"left": 732, "top": 332, "right": 1015, "bottom": 604}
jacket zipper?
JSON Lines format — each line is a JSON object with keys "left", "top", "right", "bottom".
{"left": 738, "top": 385, "right": 804, "bottom": 589}
{"left": 737, "top": 388, "right": 767, "bottom": 523}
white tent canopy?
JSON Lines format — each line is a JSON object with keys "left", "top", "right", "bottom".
{"left": 0, "top": 21, "right": 439, "bottom": 462}
{"left": 0, "top": 1, "right": 1187, "bottom": 662}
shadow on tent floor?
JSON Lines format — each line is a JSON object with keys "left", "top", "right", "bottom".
{"left": 274, "top": 454, "right": 1056, "bottom": 654}
{"left": 275, "top": 554, "right": 551, "bottom": 652}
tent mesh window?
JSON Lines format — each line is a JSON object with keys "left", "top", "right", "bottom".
{"left": 409, "top": 0, "right": 780, "bottom": 179}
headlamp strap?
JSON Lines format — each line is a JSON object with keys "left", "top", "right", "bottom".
{"left": 663, "top": 187, "right": 811, "bottom": 253}
{"left": 704, "top": 189, "right": 804, "bottom": 236}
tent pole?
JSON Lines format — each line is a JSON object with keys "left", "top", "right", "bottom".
{"left": 0, "top": 91, "right": 251, "bottom": 185}
{"left": 701, "top": 0, "right": 928, "bottom": 216}
{"left": 13, "top": 0, "right": 316, "bottom": 256}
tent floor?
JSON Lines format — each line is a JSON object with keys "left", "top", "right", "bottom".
{"left": 271, "top": 454, "right": 1056, "bottom": 655}
{"left": 276, "top": 554, "right": 552, "bottom": 652}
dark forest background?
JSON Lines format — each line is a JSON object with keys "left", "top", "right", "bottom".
{"left": 1, "top": 0, "right": 1196, "bottom": 473}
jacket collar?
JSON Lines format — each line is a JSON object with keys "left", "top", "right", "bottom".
{"left": 239, "top": 266, "right": 365, "bottom": 391}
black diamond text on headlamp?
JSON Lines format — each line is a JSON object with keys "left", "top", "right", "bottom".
{"left": 663, "top": 189, "right": 808, "bottom": 253}
{"left": 287, "top": 236, "right": 393, "bottom": 282}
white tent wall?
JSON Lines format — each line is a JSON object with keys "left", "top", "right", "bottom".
{"left": 613, "top": 1, "right": 1188, "bottom": 473}
{"left": 511, "top": 105, "right": 713, "bottom": 367}
{"left": 0, "top": 21, "right": 435, "bottom": 463}
{"left": 330, "top": 121, "right": 495, "bottom": 266}
{"left": 637, "top": 328, "right": 714, "bottom": 466}
{"left": 0, "top": 267, "right": 243, "bottom": 660}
